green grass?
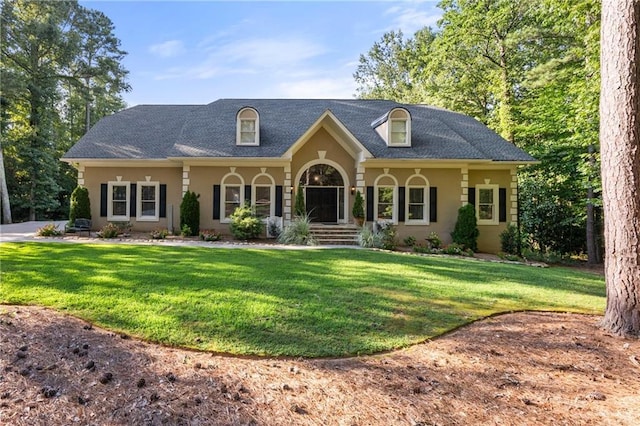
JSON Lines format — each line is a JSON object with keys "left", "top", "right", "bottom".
{"left": 0, "top": 243, "right": 605, "bottom": 357}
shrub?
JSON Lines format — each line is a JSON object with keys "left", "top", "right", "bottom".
{"left": 500, "top": 223, "right": 520, "bottom": 255}
{"left": 69, "top": 186, "right": 91, "bottom": 224}
{"left": 358, "top": 226, "right": 383, "bottom": 248}
{"left": 376, "top": 221, "right": 397, "bottom": 250}
{"left": 278, "top": 213, "right": 316, "bottom": 245}
{"left": 181, "top": 224, "right": 192, "bottom": 237}
{"left": 451, "top": 204, "right": 479, "bottom": 252}
{"left": 199, "top": 229, "right": 222, "bottom": 242}
{"left": 444, "top": 243, "right": 465, "bottom": 256}
{"left": 229, "top": 203, "right": 264, "bottom": 240}
{"left": 150, "top": 229, "right": 169, "bottom": 239}
{"left": 267, "top": 217, "right": 282, "bottom": 239}
{"left": 294, "top": 186, "right": 306, "bottom": 217}
{"left": 403, "top": 236, "right": 417, "bottom": 247}
{"left": 97, "top": 223, "right": 120, "bottom": 239}
{"left": 352, "top": 190, "right": 364, "bottom": 223}
{"left": 180, "top": 191, "right": 200, "bottom": 236}
{"left": 36, "top": 223, "right": 63, "bottom": 237}
{"left": 426, "top": 231, "right": 442, "bottom": 249}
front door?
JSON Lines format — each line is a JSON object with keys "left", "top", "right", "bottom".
{"left": 306, "top": 187, "right": 338, "bottom": 223}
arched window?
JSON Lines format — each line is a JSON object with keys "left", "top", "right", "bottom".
{"left": 388, "top": 108, "right": 411, "bottom": 147}
{"left": 405, "top": 174, "right": 429, "bottom": 224}
{"left": 236, "top": 107, "right": 259, "bottom": 146}
{"left": 374, "top": 173, "right": 398, "bottom": 223}
{"left": 221, "top": 172, "right": 244, "bottom": 221}
{"left": 252, "top": 173, "right": 275, "bottom": 219}
{"left": 298, "top": 164, "right": 344, "bottom": 186}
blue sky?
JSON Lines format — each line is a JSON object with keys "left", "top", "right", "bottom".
{"left": 80, "top": 1, "right": 443, "bottom": 107}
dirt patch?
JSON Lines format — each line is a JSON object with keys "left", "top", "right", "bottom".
{"left": 1, "top": 306, "right": 638, "bottom": 425}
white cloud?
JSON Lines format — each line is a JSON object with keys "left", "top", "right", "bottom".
{"left": 276, "top": 77, "right": 357, "bottom": 99}
{"left": 384, "top": 2, "right": 441, "bottom": 35}
{"left": 215, "top": 37, "right": 328, "bottom": 69}
{"left": 149, "top": 40, "right": 185, "bottom": 58}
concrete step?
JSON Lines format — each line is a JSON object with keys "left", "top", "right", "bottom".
{"left": 309, "top": 224, "right": 360, "bottom": 245}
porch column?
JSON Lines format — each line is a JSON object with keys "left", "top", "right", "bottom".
{"left": 283, "top": 164, "right": 292, "bottom": 222}
{"left": 182, "top": 165, "right": 190, "bottom": 196}
{"left": 460, "top": 167, "right": 469, "bottom": 206}
{"left": 77, "top": 164, "right": 85, "bottom": 187}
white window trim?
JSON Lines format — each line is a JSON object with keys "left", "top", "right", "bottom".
{"left": 236, "top": 108, "right": 260, "bottom": 146}
{"left": 107, "top": 181, "right": 130, "bottom": 221}
{"left": 136, "top": 181, "right": 159, "bottom": 222}
{"left": 405, "top": 186, "right": 429, "bottom": 225}
{"left": 375, "top": 185, "right": 397, "bottom": 224}
{"left": 476, "top": 184, "right": 499, "bottom": 225}
{"left": 221, "top": 184, "right": 244, "bottom": 223}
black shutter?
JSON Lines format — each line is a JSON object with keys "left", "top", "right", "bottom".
{"left": 398, "top": 186, "right": 405, "bottom": 222}
{"left": 100, "top": 183, "right": 108, "bottom": 217}
{"left": 244, "top": 185, "right": 252, "bottom": 204}
{"left": 213, "top": 185, "right": 221, "bottom": 220}
{"left": 159, "top": 184, "right": 167, "bottom": 218}
{"left": 430, "top": 187, "right": 437, "bottom": 223}
{"left": 366, "top": 186, "right": 374, "bottom": 221}
{"left": 499, "top": 188, "right": 507, "bottom": 222}
{"left": 129, "top": 183, "right": 137, "bottom": 217}
{"left": 468, "top": 187, "right": 476, "bottom": 206}
{"left": 275, "top": 185, "right": 283, "bottom": 217}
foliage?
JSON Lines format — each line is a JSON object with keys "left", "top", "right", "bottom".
{"left": 199, "top": 229, "right": 221, "bottom": 242}
{"left": 69, "top": 186, "right": 91, "bottom": 223}
{"left": 0, "top": 0, "right": 129, "bottom": 222}
{"left": 267, "top": 217, "right": 281, "bottom": 239}
{"left": 444, "top": 243, "right": 473, "bottom": 257}
{"left": 179, "top": 191, "right": 200, "bottom": 236}
{"left": 97, "top": 223, "right": 119, "bottom": 238}
{"left": 150, "top": 229, "right": 169, "bottom": 240}
{"left": 278, "top": 213, "right": 316, "bottom": 245}
{"left": 358, "top": 226, "right": 383, "bottom": 248}
{"left": 181, "top": 224, "right": 192, "bottom": 237}
{"left": 352, "top": 190, "right": 364, "bottom": 220}
{"left": 451, "top": 204, "right": 479, "bottom": 252}
{"left": 500, "top": 224, "right": 520, "bottom": 255}
{"left": 229, "top": 203, "right": 264, "bottom": 240}
{"left": 35, "top": 223, "right": 63, "bottom": 237}
{"left": 403, "top": 236, "right": 417, "bottom": 247}
{"left": 294, "top": 186, "right": 306, "bottom": 217}
{"left": 376, "top": 221, "right": 397, "bottom": 250}
{"left": 426, "top": 231, "right": 442, "bottom": 249}
{"left": 1, "top": 243, "right": 605, "bottom": 357}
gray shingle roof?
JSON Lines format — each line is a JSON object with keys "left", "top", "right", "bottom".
{"left": 63, "top": 99, "right": 536, "bottom": 162}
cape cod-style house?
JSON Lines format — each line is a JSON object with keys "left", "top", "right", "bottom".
{"left": 62, "top": 99, "right": 536, "bottom": 253}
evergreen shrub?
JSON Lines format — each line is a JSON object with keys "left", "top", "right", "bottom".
{"left": 180, "top": 191, "right": 200, "bottom": 236}
{"left": 451, "top": 204, "right": 479, "bottom": 252}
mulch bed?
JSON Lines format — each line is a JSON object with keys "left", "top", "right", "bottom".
{"left": 1, "top": 306, "right": 638, "bottom": 425}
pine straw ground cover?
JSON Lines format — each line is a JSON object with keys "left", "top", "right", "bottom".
{"left": 1, "top": 306, "right": 639, "bottom": 425}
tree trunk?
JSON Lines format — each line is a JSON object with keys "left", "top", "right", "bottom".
{"left": 599, "top": 0, "right": 640, "bottom": 337}
{"left": 0, "top": 140, "right": 12, "bottom": 224}
{"left": 586, "top": 144, "right": 597, "bottom": 264}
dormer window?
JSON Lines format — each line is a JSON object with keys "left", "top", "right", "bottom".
{"left": 388, "top": 108, "right": 411, "bottom": 146}
{"left": 236, "top": 107, "right": 259, "bottom": 146}
{"left": 372, "top": 107, "right": 411, "bottom": 147}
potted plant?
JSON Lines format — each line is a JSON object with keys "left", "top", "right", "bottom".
{"left": 352, "top": 190, "right": 365, "bottom": 227}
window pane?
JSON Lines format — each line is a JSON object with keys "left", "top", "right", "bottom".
{"left": 240, "top": 131, "right": 255, "bottom": 144}
{"left": 479, "top": 189, "right": 493, "bottom": 204}
{"left": 255, "top": 186, "right": 271, "bottom": 218}
{"left": 409, "top": 188, "right": 424, "bottom": 203}
{"left": 225, "top": 186, "right": 240, "bottom": 202}
{"left": 141, "top": 185, "right": 156, "bottom": 201}
{"left": 378, "top": 187, "right": 394, "bottom": 203}
{"left": 378, "top": 187, "right": 394, "bottom": 219}
{"left": 241, "top": 120, "right": 255, "bottom": 131}
{"left": 113, "top": 185, "right": 127, "bottom": 201}
{"left": 391, "top": 120, "right": 406, "bottom": 132}
{"left": 391, "top": 131, "right": 406, "bottom": 145}
{"left": 141, "top": 201, "right": 156, "bottom": 216}
{"left": 225, "top": 202, "right": 240, "bottom": 218}
{"left": 113, "top": 201, "right": 126, "bottom": 216}
{"left": 409, "top": 204, "right": 424, "bottom": 220}
{"left": 479, "top": 205, "right": 493, "bottom": 220}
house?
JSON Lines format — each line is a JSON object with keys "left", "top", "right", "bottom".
{"left": 62, "top": 99, "right": 536, "bottom": 253}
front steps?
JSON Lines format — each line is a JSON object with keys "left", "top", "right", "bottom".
{"left": 309, "top": 224, "right": 360, "bottom": 245}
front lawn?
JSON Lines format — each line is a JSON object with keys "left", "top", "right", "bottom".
{"left": 0, "top": 243, "right": 605, "bottom": 357}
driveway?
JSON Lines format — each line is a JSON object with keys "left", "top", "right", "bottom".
{"left": 0, "top": 221, "right": 67, "bottom": 243}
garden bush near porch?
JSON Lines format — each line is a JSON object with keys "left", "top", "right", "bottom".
{"left": 0, "top": 243, "right": 604, "bottom": 357}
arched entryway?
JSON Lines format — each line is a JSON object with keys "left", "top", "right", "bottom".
{"left": 297, "top": 163, "right": 347, "bottom": 223}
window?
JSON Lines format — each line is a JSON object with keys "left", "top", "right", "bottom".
{"left": 377, "top": 187, "right": 395, "bottom": 221}
{"left": 224, "top": 185, "right": 242, "bottom": 219}
{"left": 476, "top": 184, "right": 499, "bottom": 225}
{"left": 236, "top": 107, "right": 259, "bottom": 145}
{"left": 387, "top": 108, "right": 411, "bottom": 147}
{"left": 254, "top": 186, "right": 272, "bottom": 218}
{"left": 408, "top": 188, "right": 425, "bottom": 220}
{"left": 405, "top": 175, "right": 429, "bottom": 224}
{"left": 107, "top": 181, "right": 130, "bottom": 221}
{"left": 137, "top": 181, "right": 159, "bottom": 221}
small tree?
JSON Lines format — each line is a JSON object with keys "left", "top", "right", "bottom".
{"left": 294, "top": 186, "right": 306, "bottom": 217}
{"left": 69, "top": 186, "right": 91, "bottom": 223}
{"left": 180, "top": 190, "right": 200, "bottom": 236}
{"left": 229, "top": 203, "right": 264, "bottom": 240}
{"left": 352, "top": 190, "right": 364, "bottom": 225}
{"left": 451, "top": 204, "right": 479, "bottom": 252}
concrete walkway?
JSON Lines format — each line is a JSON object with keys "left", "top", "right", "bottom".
{"left": 0, "top": 221, "right": 68, "bottom": 243}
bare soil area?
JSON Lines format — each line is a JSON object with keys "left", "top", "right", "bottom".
{"left": 1, "top": 306, "right": 638, "bottom": 425}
